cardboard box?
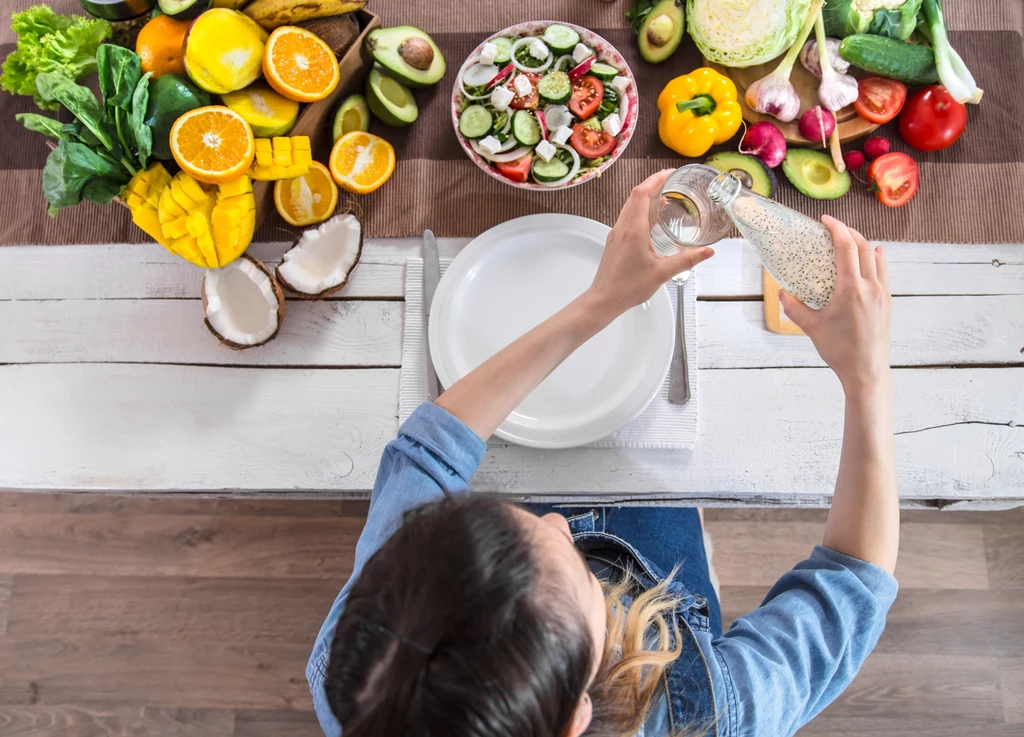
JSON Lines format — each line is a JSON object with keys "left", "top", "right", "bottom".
{"left": 252, "top": 8, "right": 381, "bottom": 230}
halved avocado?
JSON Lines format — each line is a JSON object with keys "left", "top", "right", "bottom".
{"left": 365, "top": 65, "right": 418, "bottom": 127}
{"left": 158, "top": 0, "right": 210, "bottom": 19}
{"left": 704, "top": 152, "right": 777, "bottom": 198}
{"left": 366, "top": 26, "right": 445, "bottom": 88}
{"left": 635, "top": 0, "right": 684, "bottom": 63}
{"left": 333, "top": 93, "right": 371, "bottom": 141}
{"left": 781, "top": 149, "right": 851, "bottom": 200}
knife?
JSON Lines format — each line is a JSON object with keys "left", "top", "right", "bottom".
{"left": 422, "top": 229, "right": 442, "bottom": 401}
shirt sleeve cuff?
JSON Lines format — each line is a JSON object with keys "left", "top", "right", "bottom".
{"left": 811, "top": 545, "right": 899, "bottom": 608}
{"left": 399, "top": 402, "right": 487, "bottom": 481}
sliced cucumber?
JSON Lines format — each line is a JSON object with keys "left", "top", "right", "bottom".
{"left": 459, "top": 105, "right": 494, "bottom": 139}
{"left": 536, "top": 70, "right": 571, "bottom": 104}
{"left": 589, "top": 62, "right": 619, "bottom": 81}
{"left": 532, "top": 155, "right": 571, "bottom": 183}
{"left": 512, "top": 109, "right": 542, "bottom": 146}
{"left": 491, "top": 36, "right": 513, "bottom": 64}
{"left": 542, "top": 24, "right": 580, "bottom": 54}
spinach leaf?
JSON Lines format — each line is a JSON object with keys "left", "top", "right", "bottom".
{"left": 81, "top": 174, "right": 130, "bottom": 205}
{"left": 130, "top": 72, "right": 152, "bottom": 169}
{"left": 35, "top": 72, "right": 113, "bottom": 150}
{"left": 16, "top": 113, "right": 71, "bottom": 140}
{"left": 42, "top": 140, "right": 121, "bottom": 216}
{"left": 96, "top": 43, "right": 141, "bottom": 111}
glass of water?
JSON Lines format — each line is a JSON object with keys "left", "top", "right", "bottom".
{"left": 648, "top": 164, "right": 734, "bottom": 256}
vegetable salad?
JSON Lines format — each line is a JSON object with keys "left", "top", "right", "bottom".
{"left": 455, "top": 23, "right": 631, "bottom": 187}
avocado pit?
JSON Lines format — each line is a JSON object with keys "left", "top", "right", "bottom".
{"left": 400, "top": 36, "right": 434, "bottom": 71}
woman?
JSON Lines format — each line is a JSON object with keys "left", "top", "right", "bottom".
{"left": 307, "top": 170, "right": 899, "bottom": 737}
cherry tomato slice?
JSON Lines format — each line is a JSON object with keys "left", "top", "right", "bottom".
{"left": 868, "top": 152, "right": 919, "bottom": 208}
{"left": 853, "top": 76, "right": 907, "bottom": 124}
{"left": 495, "top": 154, "right": 532, "bottom": 183}
{"left": 506, "top": 72, "right": 540, "bottom": 110}
{"left": 898, "top": 85, "right": 968, "bottom": 152}
{"left": 569, "top": 75, "right": 604, "bottom": 119}
{"left": 569, "top": 122, "right": 616, "bottom": 158}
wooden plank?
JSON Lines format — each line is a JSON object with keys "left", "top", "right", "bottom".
{"left": 233, "top": 709, "right": 323, "bottom": 737}
{"left": 0, "top": 365, "right": 399, "bottom": 492}
{"left": 0, "top": 242, "right": 406, "bottom": 300}
{"left": 0, "top": 706, "right": 234, "bottom": 736}
{"left": 698, "top": 296, "right": 1024, "bottom": 369}
{"left": 985, "top": 524, "right": 1024, "bottom": 589}
{"left": 0, "top": 575, "right": 10, "bottom": 636}
{"left": 0, "top": 299, "right": 403, "bottom": 367}
{"left": 1000, "top": 658, "right": 1024, "bottom": 724}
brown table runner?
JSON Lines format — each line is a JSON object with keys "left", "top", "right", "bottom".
{"left": 1, "top": 0, "right": 1022, "bottom": 245}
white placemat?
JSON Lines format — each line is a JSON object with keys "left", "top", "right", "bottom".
{"left": 400, "top": 258, "right": 698, "bottom": 449}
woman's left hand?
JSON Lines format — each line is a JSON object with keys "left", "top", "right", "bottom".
{"left": 587, "top": 169, "right": 715, "bottom": 317}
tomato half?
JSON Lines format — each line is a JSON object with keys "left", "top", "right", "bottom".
{"left": 569, "top": 75, "right": 603, "bottom": 119}
{"left": 868, "top": 152, "right": 919, "bottom": 207}
{"left": 898, "top": 85, "right": 968, "bottom": 152}
{"left": 506, "top": 72, "right": 540, "bottom": 110}
{"left": 495, "top": 154, "right": 532, "bottom": 183}
{"left": 570, "top": 122, "right": 616, "bottom": 158}
{"left": 854, "top": 77, "right": 907, "bottom": 124}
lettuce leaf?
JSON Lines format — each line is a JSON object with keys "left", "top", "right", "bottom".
{"left": 1, "top": 5, "right": 111, "bottom": 111}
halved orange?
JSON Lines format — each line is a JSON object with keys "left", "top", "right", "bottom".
{"left": 274, "top": 161, "right": 339, "bottom": 226}
{"left": 263, "top": 26, "right": 340, "bottom": 103}
{"left": 170, "top": 106, "right": 255, "bottom": 184}
{"left": 329, "top": 131, "right": 396, "bottom": 195}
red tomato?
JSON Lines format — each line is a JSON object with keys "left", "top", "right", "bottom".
{"left": 569, "top": 75, "right": 603, "bottom": 119}
{"left": 899, "top": 85, "right": 967, "bottom": 152}
{"left": 868, "top": 152, "right": 919, "bottom": 207}
{"left": 853, "top": 77, "right": 907, "bottom": 124}
{"left": 495, "top": 154, "right": 532, "bottom": 183}
{"left": 570, "top": 122, "right": 616, "bottom": 158}
{"left": 506, "top": 72, "right": 540, "bottom": 110}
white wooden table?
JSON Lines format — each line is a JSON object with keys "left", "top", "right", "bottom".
{"left": 1, "top": 238, "right": 1021, "bottom": 509}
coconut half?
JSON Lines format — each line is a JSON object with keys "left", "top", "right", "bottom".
{"left": 201, "top": 255, "right": 285, "bottom": 349}
{"left": 276, "top": 212, "right": 363, "bottom": 300}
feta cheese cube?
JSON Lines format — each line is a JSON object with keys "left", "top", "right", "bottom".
{"left": 529, "top": 39, "right": 550, "bottom": 60}
{"left": 611, "top": 75, "right": 630, "bottom": 93}
{"left": 480, "top": 41, "right": 498, "bottom": 66}
{"left": 479, "top": 135, "right": 502, "bottom": 155}
{"left": 490, "top": 85, "right": 514, "bottom": 111}
{"left": 551, "top": 125, "right": 572, "bottom": 145}
{"left": 572, "top": 43, "right": 593, "bottom": 64}
{"left": 601, "top": 113, "right": 622, "bottom": 138}
{"left": 535, "top": 139, "right": 557, "bottom": 162}
{"left": 513, "top": 74, "right": 533, "bottom": 97}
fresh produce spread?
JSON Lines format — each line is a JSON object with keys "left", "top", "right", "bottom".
{"left": 454, "top": 23, "right": 633, "bottom": 187}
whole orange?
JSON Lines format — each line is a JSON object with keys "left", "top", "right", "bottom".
{"left": 136, "top": 15, "right": 190, "bottom": 78}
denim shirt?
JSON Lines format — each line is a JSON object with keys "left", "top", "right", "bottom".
{"left": 308, "top": 403, "right": 899, "bottom": 737}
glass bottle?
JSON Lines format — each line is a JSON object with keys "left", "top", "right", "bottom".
{"left": 707, "top": 171, "right": 837, "bottom": 309}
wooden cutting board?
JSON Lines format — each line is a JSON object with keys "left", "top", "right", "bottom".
{"left": 763, "top": 269, "right": 806, "bottom": 335}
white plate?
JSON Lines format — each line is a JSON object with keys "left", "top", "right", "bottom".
{"left": 429, "top": 214, "right": 674, "bottom": 449}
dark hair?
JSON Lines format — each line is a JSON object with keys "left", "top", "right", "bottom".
{"left": 325, "top": 496, "right": 594, "bottom": 737}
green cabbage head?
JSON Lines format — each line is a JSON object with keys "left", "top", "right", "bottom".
{"left": 687, "top": 0, "right": 813, "bottom": 68}
{"left": 822, "top": 0, "right": 923, "bottom": 40}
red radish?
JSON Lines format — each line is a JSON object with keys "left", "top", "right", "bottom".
{"left": 486, "top": 62, "right": 514, "bottom": 89}
{"left": 568, "top": 56, "right": 595, "bottom": 81}
{"left": 863, "top": 136, "right": 890, "bottom": 160}
{"left": 843, "top": 150, "right": 866, "bottom": 170}
{"left": 798, "top": 106, "right": 835, "bottom": 147}
{"left": 738, "top": 121, "right": 787, "bottom": 168}
{"left": 535, "top": 109, "right": 548, "bottom": 140}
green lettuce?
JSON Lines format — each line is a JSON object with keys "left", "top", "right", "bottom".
{"left": 1, "top": 5, "right": 111, "bottom": 111}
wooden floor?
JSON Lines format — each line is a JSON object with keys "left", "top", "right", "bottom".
{"left": 0, "top": 493, "right": 1020, "bottom": 737}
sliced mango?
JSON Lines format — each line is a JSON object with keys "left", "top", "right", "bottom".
{"left": 248, "top": 136, "right": 312, "bottom": 180}
{"left": 124, "top": 163, "right": 174, "bottom": 247}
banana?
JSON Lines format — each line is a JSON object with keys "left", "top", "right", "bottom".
{"left": 211, "top": 0, "right": 252, "bottom": 9}
{"left": 243, "top": 0, "right": 366, "bottom": 30}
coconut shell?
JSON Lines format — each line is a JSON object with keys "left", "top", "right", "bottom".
{"left": 202, "top": 254, "right": 287, "bottom": 350}
{"left": 296, "top": 13, "right": 360, "bottom": 56}
{"left": 275, "top": 210, "right": 364, "bottom": 300}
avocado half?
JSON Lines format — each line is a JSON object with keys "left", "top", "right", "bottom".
{"left": 158, "top": 0, "right": 210, "bottom": 20}
{"left": 781, "top": 149, "right": 851, "bottom": 200}
{"left": 636, "top": 0, "right": 684, "bottom": 63}
{"left": 333, "top": 93, "right": 371, "bottom": 141}
{"left": 366, "top": 26, "right": 445, "bottom": 88}
{"left": 365, "top": 65, "right": 418, "bottom": 127}
{"left": 704, "top": 152, "right": 777, "bottom": 198}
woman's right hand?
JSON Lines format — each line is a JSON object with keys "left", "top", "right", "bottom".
{"left": 779, "top": 215, "right": 892, "bottom": 396}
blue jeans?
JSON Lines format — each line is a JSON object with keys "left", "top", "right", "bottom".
{"left": 523, "top": 505, "right": 722, "bottom": 637}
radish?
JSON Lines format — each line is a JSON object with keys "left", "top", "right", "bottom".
{"left": 486, "top": 62, "right": 514, "bottom": 89}
{"left": 568, "top": 56, "right": 595, "bottom": 81}
{"left": 739, "top": 121, "right": 787, "bottom": 168}
{"left": 864, "top": 136, "right": 890, "bottom": 160}
{"left": 798, "top": 106, "right": 835, "bottom": 147}
{"left": 843, "top": 150, "right": 866, "bottom": 170}
{"left": 535, "top": 109, "right": 548, "bottom": 140}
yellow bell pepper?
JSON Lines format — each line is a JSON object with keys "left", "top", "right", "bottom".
{"left": 657, "top": 68, "right": 743, "bottom": 158}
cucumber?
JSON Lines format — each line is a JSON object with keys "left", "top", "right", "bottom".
{"left": 512, "top": 109, "right": 542, "bottom": 146}
{"left": 589, "top": 62, "right": 619, "bottom": 81}
{"left": 839, "top": 35, "right": 939, "bottom": 85}
{"left": 491, "top": 37, "right": 513, "bottom": 64}
{"left": 459, "top": 105, "right": 494, "bottom": 139}
{"left": 536, "top": 70, "right": 571, "bottom": 104}
{"left": 532, "top": 155, "right": 571, "bottom": 183}
{"left": 542, "top": 24, "right": 580, "bottom": 54}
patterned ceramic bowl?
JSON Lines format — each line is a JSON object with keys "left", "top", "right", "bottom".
{"left": 451, "top": 20, "right": 639, "bottom": 191}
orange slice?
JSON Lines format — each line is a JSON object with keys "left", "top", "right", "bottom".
{"left": 273, "top": 161, "right": 339, "bottom": 226}
{"left": 329, "top": 131, "right": 396, "bottom": 195}
{"left": 170, "top": 106, "right": 255, "bottom": 184}
{"left": 263, "top": 26, "right": 340, "bottom": 103}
